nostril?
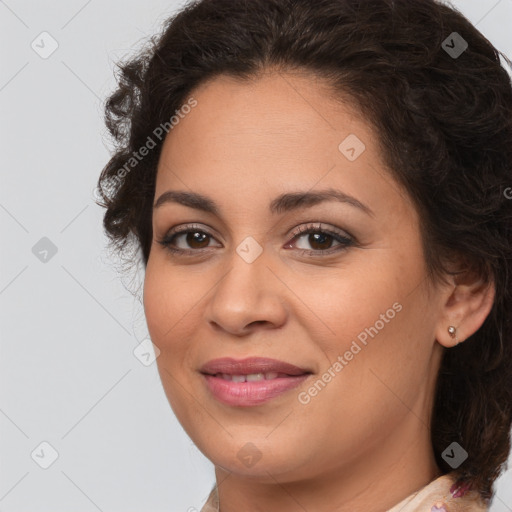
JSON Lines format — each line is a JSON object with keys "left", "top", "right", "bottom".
{"left": 249, "top": 320, "right": 268, "bottom": 327}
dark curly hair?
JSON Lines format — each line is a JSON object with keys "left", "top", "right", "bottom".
{"left": 96, "top": 0, "right": 512, "bottom": 503}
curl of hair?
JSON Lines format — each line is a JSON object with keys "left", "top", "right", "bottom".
{"left": 97, "top": 0, "right": 512, "bottom": 502}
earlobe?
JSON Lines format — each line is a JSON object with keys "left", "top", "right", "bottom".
{"left": 447, "top": 325, "right": 459, "bottom": 344}
{"left": 437, "top": 324, "right": 461, "bottom": 348}
{"left": 435, "top": 272, "right": 495, "bottom": 349}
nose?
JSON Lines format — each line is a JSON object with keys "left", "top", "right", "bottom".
{"left": 204, "top": 246, "right": 288, "bottom": 337}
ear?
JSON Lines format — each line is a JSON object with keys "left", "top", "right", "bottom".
{"left": 435, "top": 266, "right": 495, "bottom": 348}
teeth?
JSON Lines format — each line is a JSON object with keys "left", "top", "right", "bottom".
{"left": 217, "top": 372, "right": 282, "bottom": 382}
{"left": 246, "top": 373, "right": 265, "bottom": 382}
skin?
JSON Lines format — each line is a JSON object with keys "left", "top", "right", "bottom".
{"left": 143, "top": 69, "right": 495, "bottom": 512}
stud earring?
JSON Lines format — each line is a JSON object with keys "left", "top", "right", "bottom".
{"left": 447, "top": 325, "right": 461, "bottom": 344}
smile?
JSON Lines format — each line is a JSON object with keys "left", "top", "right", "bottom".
{"left": 216, "top": 372, "right": 281, "bottom": 382}
{"left": 200, "top": 357, "right": 312, "bottom": 406}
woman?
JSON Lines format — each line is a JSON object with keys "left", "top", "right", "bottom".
{"left": 96, "top": 0, "right": 512, "bottom": 510}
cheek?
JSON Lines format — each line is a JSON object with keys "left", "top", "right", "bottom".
{"left": 143, "top": 265, "right": 193, "bottom": 397}
{"left": 143, "top": 257, "right": 212, "bottom": 405}
{"left": 143, "top": 271, "right": 171, "bottom": 343}
{"left": 313, "top": 286, "right": 437, "bottom": 433}
{"left": 293, "top": 303, "right": 435, "bottom": 459}
{"left": 143, "top": 258, "right": 199, "bottom": 343}
{"left": 143, "top": 259, "right": 201, "bottom": 418}
{"left": 286, "top": 260, "right": 407, "bottom": 354}
{"left": 292, "top": 253, "right": 434, "bottom": 405}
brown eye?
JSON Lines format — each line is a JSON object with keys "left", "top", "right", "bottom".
{"left": 305, "top": 232, "right": 335, "bottom": 251}
{"left": 185, "top": 231, "right": 210, "bottom": 248}
{"left": 287, "top": 223, "right": 354, "bottom": 256}
{"left": 157, "top": 223, "right": 354, "bottom": 257}
{"left": 157, "top": 225, "right": 221, "bottom": 254}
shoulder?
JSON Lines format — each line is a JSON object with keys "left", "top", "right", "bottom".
{"left": 200, "top": 485, "right": 219, "bottom": 512}
{"left": 387, "top": 473, "right": 488, "bottom": 512}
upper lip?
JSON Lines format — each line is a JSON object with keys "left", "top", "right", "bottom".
{"left": 200, "top": 357, "right": 311, "bottom": 376}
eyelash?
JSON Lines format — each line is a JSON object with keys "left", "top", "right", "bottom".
{"left": 156, "top": 222, "right": 355, "bottom": 257}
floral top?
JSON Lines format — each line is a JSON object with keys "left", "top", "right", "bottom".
{"left": 200, "top": 472, "right": 488, "bottom": 512}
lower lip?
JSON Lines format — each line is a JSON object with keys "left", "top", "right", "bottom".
{"left": 202, "top": 374, "right": 310, "bottom": 407}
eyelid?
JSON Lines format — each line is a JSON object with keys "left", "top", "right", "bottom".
{"left": 162, "top": 221, "right": 353, "bottom": 240}
{"left": 285, "top": 222, "right": 355, "bottom": 255}
{"left": 156, "top": 223, "right": 222, "bottom": 256}
{"left": 164, "top": 223, "right": 222, "bottom": 242}
{"left": 287, "top": 222, "right": 353, "bottom": 242}
{"left": 157, "top": 221, "right": 356, "bottom": 257}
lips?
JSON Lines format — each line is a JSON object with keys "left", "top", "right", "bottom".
{"left": 199, "top": 357, "right": 312, "bottom": 407}
{"left": 200, "top": 357, "right": 310, "bottom": 377}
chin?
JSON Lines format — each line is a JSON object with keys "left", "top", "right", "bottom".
{"left": 193, "top": 432, "right": 318, "bottom": 482}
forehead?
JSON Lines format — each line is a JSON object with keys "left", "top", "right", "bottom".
{"left": 158, "top": 72, "right": 363, "bottom": 173}
{"left": 154, "top": 71, "right": 413, "bottom": 222}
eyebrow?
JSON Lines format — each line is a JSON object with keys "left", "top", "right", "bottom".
{"left": 153, "top": 188, "right": 374, "bottom": 217}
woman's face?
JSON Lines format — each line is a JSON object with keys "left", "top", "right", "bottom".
{"left": 144, "top": 71, "right": 447, "bottom": 483}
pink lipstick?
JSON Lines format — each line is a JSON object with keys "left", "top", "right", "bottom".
{"left": 199, "top": 357, "right": 312, "bottom": 407}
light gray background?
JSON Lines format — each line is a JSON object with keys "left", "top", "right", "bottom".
{"left": 1, "top": 1, "right": 511, "bottom": 511}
